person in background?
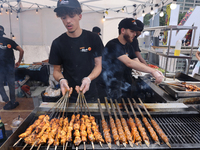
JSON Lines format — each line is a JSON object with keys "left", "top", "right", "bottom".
{"left": 131, "top": 19, "right": 147, "bottom": 65}
{"left": 99, "top": 18, "right": 164, "bottom": 100}
{"left": 92, "top": 26, "right": 101, "bottom": 36}
{"left": 0, "top": 25, "right": 24, "bottom": 110}
{"left": 192, "top": 46, "right": 200, "bottom": 77}
{"left": 49, "top": 0, "right": 103, "bottom": 102}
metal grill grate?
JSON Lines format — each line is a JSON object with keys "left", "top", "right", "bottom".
{"left": 8, "top": 112, "right": 200, "bottom": 150}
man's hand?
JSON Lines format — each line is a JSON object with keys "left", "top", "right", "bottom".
{"left": 80, "top": 77, "right": 91, "bottom": 94}
{"left": 15, "top": 62, "right": 20, "bottom": 68}
{"left": 152, "top": 70, "right": 164, "bottom": 84}
{"left": 60, "top": 78, "right": 70, "bottom": 96}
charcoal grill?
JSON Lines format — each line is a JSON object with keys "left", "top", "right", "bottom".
{"left": 1, "top": 105, "right": 200, "bottom": 150}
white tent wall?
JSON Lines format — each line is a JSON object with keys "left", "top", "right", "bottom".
{"left": 0, "top": 8, "right": 105, "bottom": 64}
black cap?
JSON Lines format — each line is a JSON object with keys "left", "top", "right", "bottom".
{"left": 54, "top": 0, "right": 81, "bottom": 12}
{"left": 92, "top": 26, "right": 101, "bottom": 35}
{"left": 118, "top": 18, "right": 141, "bottom": 31}
{"left": 0, "top": 25, "right": 5, "bottom": 35}
{"left": 135, "top": 19, "right": 144, "bottom": 31}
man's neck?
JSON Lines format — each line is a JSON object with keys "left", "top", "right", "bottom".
{"left": 118, "top": 34, "right": 126, "bottom": 45}
{"left": 67, "top": 27, "right": 82, "bottom": 38}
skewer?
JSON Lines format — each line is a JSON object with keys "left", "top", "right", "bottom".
{"left": 37, "top": 144, "right": 41, "bottom": 150}
{"left": 22, "top": 143, "right": 28, "bottom": 150}
{"left": 30, "top": 140, "right": 37, "bottom": 150}
{"left": 97, "top": 98, "right": 112, "bottom": 149}
{"left": 109, "top": 98, "right": 126, "bottom": 147}
{"left": 121, "top": 98, "right": 142, "bottom": 146}
{"left": 114, "top": 99, "right": 133, "bottom": 147}
{"left": 132, "top": 98, "right": 160, "bottom": 145}
{"left": 127, "top": 98, "right": 150, "bottom": 147}
{"left": 64, "top": 142, "right": 68, "bottom": 150}
{"left": 47, "top": 144, "right": 50, "bottom": 150}
{"left": 138, "top": 98, "right": 171, "bottom": 148}
{"left": 13, "top": 138, "right": 22, "bottom": 147}
{"left": 84, "top": 142, "right": 86, "bottom": 150}
{"left": 104, "top": 97, "right": 120, "bottom": 147}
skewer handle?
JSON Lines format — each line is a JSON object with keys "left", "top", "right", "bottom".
{"left": 114, "top": 99, "right": 123, "bottom": 118}
{"left": 132, "top": 98, "right": 145, "bottom": 118}
{"left": 109, "top": 98, "right": 119, "bottom": 120}
{"left": 138, "top": 98, "right": 153, "bottom": 120}
{"left": 127, "top": 98, "right": 137, "bottom": 119}
{"left": 104, "top": 98, "right": 112, "bottom": 117}
{"left": 97, "top": 98, "right": 105, "bottom": 120}
{"left": 121, "top": 98, "right": 131, "bottom": 119}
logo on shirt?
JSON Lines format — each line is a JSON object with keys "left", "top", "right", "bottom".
{"left": 7, "top": 44, "right": 11, "bottom": 48}
{"left": 60, "top": 0, "right": 69, "bottom": 5}
{"left": 80, "top": 47, "right": 92, "bottom": 52}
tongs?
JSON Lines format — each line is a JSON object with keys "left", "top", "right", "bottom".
{"left": 160, "top": 82, "right": 186, "bottom": 91}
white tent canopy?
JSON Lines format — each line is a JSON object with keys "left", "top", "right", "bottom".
{"left": 1, "top": 0, "right": 172, "bottom": 18}
{"left": 0, "top": 0, "right": 172, "bottom": 63}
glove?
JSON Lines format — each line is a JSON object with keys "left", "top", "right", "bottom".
{"left": 152, "top": 70, "right": 164, "bottom": 84}
{"left": 59, "top": 78, "right": 70, "bottom": 96}
{"left": 80, "top": 77, "right": 91, "bottom": 94}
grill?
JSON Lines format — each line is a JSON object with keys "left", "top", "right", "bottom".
{"left": 2, "top": 106, "right": 200, "bottom": 150}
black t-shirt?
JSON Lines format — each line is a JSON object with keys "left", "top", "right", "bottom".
{"left": 130, "top": 37, "right": 141, "bottom": 52}
{"left": 49, "top": 30, "right": 103, "bottom": 100}
{"left": 0, "top": 36, "right": 18, "bottom": 72}
{"left": 100, "top": 38, "right": 136, "bottom": 99}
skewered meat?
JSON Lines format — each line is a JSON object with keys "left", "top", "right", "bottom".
{"left": 90, "top": 115, "right": 104, "bottom": 143}
{"left": 109, "top": 117, "right": 119, "bottom": 142}
{"left": 121, "top": 118, "right": 132, "bottom": 141}
{"left": 135, "top": 118, "right": 149, "bottom": 143}
{"left": 115, "top": 119, "right": 126, "bottom": 143}
{"left": 151, "top": 119, "right": 169, "bottom": 143}
{"left": 101, "top": 119, "right": 112, "bottom": 143}
{"left": 73, "top": 114, "right": 82, "bottom": 146}
{"left": 142, "top": 117, "right": 159, "bottom": 143}
{"left": 128, "top": 118, "right": 142, "bottom": 144}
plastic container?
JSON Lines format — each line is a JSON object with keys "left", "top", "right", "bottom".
{"left": 174, "top": 40, "right": 182, "bottom": 56}
{"left": 41, "top": 91, "right": 62, "bottom": 102}
{"left": 10, "top": 116, "right": 23, "bottom": 133}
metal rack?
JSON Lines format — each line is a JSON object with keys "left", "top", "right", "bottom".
{"left": 142, "top": 25, "right": 197, "bottom": 77}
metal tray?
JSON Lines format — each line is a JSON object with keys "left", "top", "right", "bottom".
{"left": 165, "top": 82, "right": 200, "bottom": 99}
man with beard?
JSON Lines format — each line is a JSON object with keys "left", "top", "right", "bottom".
{"left": 98, "top": 18, "right": 163, "bottom": 100}
{"left": 49, "top": 0, "right": 103, "bottom": 102}
{"left": 122, "top": 19, "right": 147, "bottom": 98}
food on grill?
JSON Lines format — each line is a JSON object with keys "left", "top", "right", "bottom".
{"left": 115, "top": 118, "right": 126, "bottom": 143}
{"left": 142, "top": 117, "right": 159, "bottom": 143}
{"left": 101, "top": 119, "right": 112, "bottom": 143}
{"left": 121, "top": 118, "right": 132, "bottom": 142}
{"left": 19, "top": 115, "right": 48, "bottom": 139}
{"left": 151, "top": 119, "right": 169, "bottom": 144}
{"left": 73, "top": 114, "right": 82, "bottom": 146}
{"left": 85, "top": 115, "right": 95, "bottom": 142}
{"left": 60, "top": 117, "right": 69, "bottom": 145}
{"left": 135, "top": 117, "right": 150, "bottom": 145}
{"left": 90, "top": 116, "right": 104, "bottom": 143}
{"left": 80, "top": 117, "right": 87, "bottom": 142}
{"left": 66, "top": 114, "right": 75, "bottom": 142}
{"left": 109, "top": 117, "right": 119, "bottom": 143}
{"left": 128, "top": 118, "right": 142, "bottom": 145}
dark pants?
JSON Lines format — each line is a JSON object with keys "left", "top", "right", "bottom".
{"left": 0, "top": 70, "right": 15, "bottom": 103}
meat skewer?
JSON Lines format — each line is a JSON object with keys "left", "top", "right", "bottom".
{"left": 82, "top": 94, "right": 104, "bottom": 148}
{"left": 132, "top": 98, "right": 160, "bottom": 145}
{"left": 121, "top": 98, "right": 142, "bottom": 146}
{"left": 104, "top": 97, "right": 120, "bottom": 146}
{"left": 138, "top": 98, "right": 171, "bottom": 148}
{"left": 80, "top": 116, "right": 87, "bottom": 150}
{"left": 109, "top": 98, "right": 127, "bottom": 147}
{"left": 127, "top": 98, "right": 150, "bottom": 147}
{"left": 97, "top": 98, "right": 112, "bottom": 149}
{"left": 114, "top": 99, "right": 134, "bottom": 147}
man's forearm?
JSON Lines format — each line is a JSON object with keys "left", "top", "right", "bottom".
{"left": 53, "top": 65, "right": 64, "bottom": 82}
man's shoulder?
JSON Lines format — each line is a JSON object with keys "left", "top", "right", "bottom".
{"left": 82, "top": 29, "right": 99, "bottom": 38}
{"left": 106, "top": 38, "right": 119, "bottom": 46}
